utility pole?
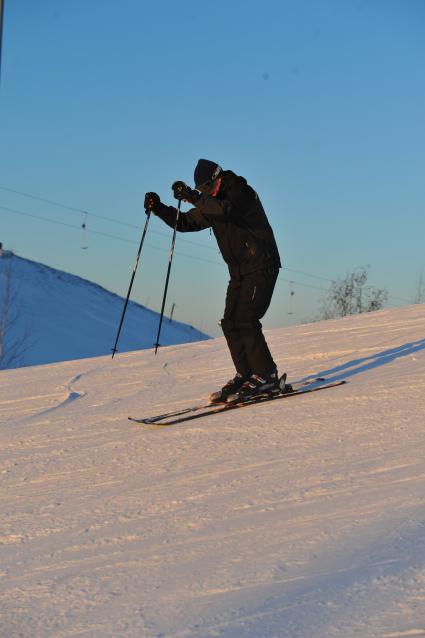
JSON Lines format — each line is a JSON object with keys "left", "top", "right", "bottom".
{"left": 0, "top": 0, "right": 5, "bottom": 87}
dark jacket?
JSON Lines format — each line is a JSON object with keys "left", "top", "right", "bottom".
{"left": 156, "top": 170, "right": 281, "bottom": 279}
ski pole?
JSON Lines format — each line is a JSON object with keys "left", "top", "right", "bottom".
{"left": 154, "top": 198, "right": 182, "bottom": 354}
{"left": 111, "top": 210, "right": 151, "bottom": 358}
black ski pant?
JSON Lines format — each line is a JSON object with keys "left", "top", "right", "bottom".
{"left": 221, "top": 268, "right": 279, "bottom": 378}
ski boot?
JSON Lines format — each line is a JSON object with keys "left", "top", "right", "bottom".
{"left": 227, "top": 369, "right": 281, "bottom": 403}
{"left": 209, "top": 372, "right": 251, "bottom": 404}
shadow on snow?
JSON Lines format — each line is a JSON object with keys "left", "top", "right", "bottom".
{"left": 301, "top": 338, "right": 425, "bottom": 386}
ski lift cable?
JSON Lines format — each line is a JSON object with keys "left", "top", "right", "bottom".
{"left": 0, "top": 185, "right": 384, "bottom": 289}
{"left": 0, "top": 204, "right": 228, "bottom": 268}
{"left": 0, "top": 184, "right": 218, "bottom": 253}
{"left": 0, "top": 185, "right": 416, "bottom": 303}
{"left": 0, "top": 203, "right": 413, "bottom": 304}
{"left": 0, "top": 186, "right": 340, "bottom": 281}
{"left": 0, "top": 204, "right": 330, "bottom": 292}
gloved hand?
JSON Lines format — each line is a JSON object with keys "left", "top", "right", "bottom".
{"left": 172, "top": 181, "right": 200, "bottom": 204}
{"left": 144, "top": 192, "right": 162, "bottom": 213}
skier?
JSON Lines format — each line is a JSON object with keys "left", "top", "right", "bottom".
{"left": 144, "top": 159, "right": 281, "bottom": 402}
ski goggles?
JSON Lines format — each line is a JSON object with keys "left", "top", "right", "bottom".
{"left": 196, "top": 165, "right": 222, "bottom": 194}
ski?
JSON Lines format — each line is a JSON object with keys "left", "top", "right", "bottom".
{"left": 128, "top": 375, "right": 324, "bottom": 425}
{"left": 128, "top": 378, "right": 344, "bottom": 426}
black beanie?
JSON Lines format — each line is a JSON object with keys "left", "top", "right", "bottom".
{"left": 194, "top": 159, "right": 222, "bottom": 187}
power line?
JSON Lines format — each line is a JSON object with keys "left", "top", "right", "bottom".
{"left": 4, "top": 185, "right": 398, "bottom": 290}
{"left": 283, "top": 267, "right": 334, "bottom": 283}
{"left": 284, "top": 267, "right": 410, "bottom": 303}
{"left": 1, "top": 201, "right": 413, "bottom": 305}
{"left": 0, "top": 204, "right": 222, "bottom": 267}
{"left": 0, "top": 185, "right": 86, "bottom": 214}
{"left": 0, "top": 184, "right": 362, "bottom": 285}
{"left": 0, "top": 184, "right": 219, "bottom": 253}
{"left": 0, "top": 184, "right": 388, "bottom": 289}
{"left": 0, "top": 203, "right": 330, "bottom": 293}
{"left": 0, "top": 185, "right": 338, "bottom": 287}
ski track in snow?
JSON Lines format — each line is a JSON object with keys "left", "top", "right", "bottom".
{"left": 0, "top": 305, "right": 425, "bottom": 637}
{"left": 28, "top": 373, "right": 88, "bottom": 419}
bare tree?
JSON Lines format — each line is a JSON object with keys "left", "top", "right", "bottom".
{"left": 0, "top": 258, "right": 32, "bottom": 369}
{"left": 318, "top": 267, "right": 388, "bottom": 320}
{"left": 413, "top": 269, "right": 425, "bottom": 304}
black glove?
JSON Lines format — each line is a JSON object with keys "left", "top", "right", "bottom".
{"left": 144, "top": 192, "right": 162, "bottom": 213}
{"left": 172, "top": 181, "right": 200, "bottom": 205}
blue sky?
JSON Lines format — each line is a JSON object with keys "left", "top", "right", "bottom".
{"left": 1, "top": 0, "right": 424, "bottom": 337}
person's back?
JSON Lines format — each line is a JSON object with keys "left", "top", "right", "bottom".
{"left": 208, "top": 169, "right": 281, "bottom": 278}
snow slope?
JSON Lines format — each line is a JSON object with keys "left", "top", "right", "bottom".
{"left": 1, "top": 304, "right": 425, "bottom": 638}
{"left": 0, "top": 254, "right": 209, "bottom": 369}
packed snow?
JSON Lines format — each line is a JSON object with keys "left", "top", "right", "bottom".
{"left": 1, "top": 304, "right": 425, "bottom": 638}
{"left": 0, "top": 253, "right": 209, "bottom": 369}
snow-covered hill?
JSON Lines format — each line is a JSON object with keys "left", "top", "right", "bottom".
{"left": 1, "top": 304, "right": 425, "bottom": 638}
{"left": 0, "top": 253, "right": 209, "bottom": 369}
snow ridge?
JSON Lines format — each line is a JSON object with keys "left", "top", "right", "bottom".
{"left": 0, "top": 254, "right": 209, "bottom": 369}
